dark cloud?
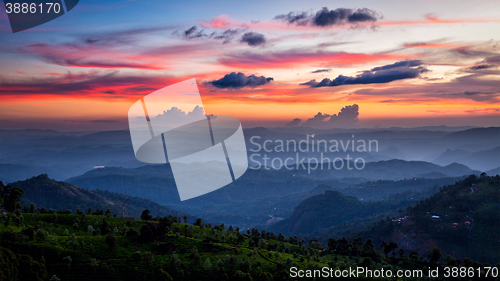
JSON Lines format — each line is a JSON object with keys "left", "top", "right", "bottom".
{"left": 370, "top": 60, "right": 423, "bottom": 71}
{"left": 284, "top": 118, "right": 302, "bottom": 127}
{"left": 311, "top": 68, "right": 331, "bottom": 73}
{"left": 240, "top": 32, "right": 266, "bottom": 46}
{"left": 453, "top": 91, "right": 497, "bottom": 97}
{"left": 299, "top": 104, "right": 359, "bottom": 129}
{"left": 184, "top": 26, "right": 205, "bottom": 39}
{"left": 210, "top": 72, "right": 273, "bottom": 89}
{"left": 212, "top": 29, "right": 240, "bottom": 44}
{"left": 173, "top": 26, "right": 243, "bottom": 43}
{"left": 448, "top": 91, "right": 499, "bottom": 102}
{"left": 347, "top": 8, "right": 379, "bottom": 22}
{"left": 273, "top": 12, "right": 310, "bottom": 26}
{"left": 302, "top": 60, "right": 428, "bottom": 87}
{"left": 467, "top": 64, "right": 492, "bottom": 71}
{"left": 79, "top": 26, "right": 175, "bottom": 47}
{"left": 274, "top": 7, "right": 380, "bottom": 27}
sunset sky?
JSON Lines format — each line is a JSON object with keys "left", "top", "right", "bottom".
{"left": 1, "top": 0, "right": 499, "bottom": 131}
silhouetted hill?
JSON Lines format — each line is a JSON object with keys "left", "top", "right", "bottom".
{"left": 267, "top": 185, "right": 441, "bottom": 237}
{"left": 0, "top": 164, "right": 66, "bottom": 184}
{"left": 9, "top": 174, "right": 193, "bottom": 220}
{"left": 355, "top": 175, "right": 500, "bottom": 264}
{"left": 66, "top": 160, "right": 480, "bottom": 229}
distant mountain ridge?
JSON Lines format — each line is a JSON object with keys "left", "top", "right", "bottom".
{"left": 433, "top": 146, "right": 500, "bottom": 171}
{"left": 1, "top": 126, "right": 497, "bottom": 182}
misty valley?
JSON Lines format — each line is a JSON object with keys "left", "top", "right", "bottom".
{"left": 1, "top": 126, "right": 499, "bottom": 280}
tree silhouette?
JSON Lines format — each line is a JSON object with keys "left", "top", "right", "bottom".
{"left": 0, "top": 182, "right": 24, "bottom": 212}
{"left": 141, "top": 209, "right": 153, "bottom": 221}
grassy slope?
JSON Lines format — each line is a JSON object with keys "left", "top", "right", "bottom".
{"left": 0, "top": 211, "right": 471, "bottom": 281}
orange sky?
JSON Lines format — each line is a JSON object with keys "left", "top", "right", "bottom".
{"left": 1, "top": 1, "right": 499, "bottom": 130}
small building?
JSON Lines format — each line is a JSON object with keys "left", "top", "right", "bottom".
{"left": 452, "top": 223, "right": 458, "bottom": 228}
{"left": 465, "top": 221, "right": 471, "bottom": 228}
{"left": 431, "top": 215, "right": 440, "bottom": 219}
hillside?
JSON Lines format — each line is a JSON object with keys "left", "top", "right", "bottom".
{"left": 1, "top": 174, "right": 498, "bottom": 280}
{"left": 1, "top": 209, "right": 495, "bottom": 280}
{"left": 267, "top": 186, "right": 438, "bottom": 237}
{"left": 7, "top": 174, "right": 192, "bottom": 220}
{"left": 433, "top": 146, "right": 500, "bottom": 171}
{"left": 66, "top": 161, "right": 479, "bottom": 229}
{"left": 355, "top": 174, "right": 500, "bottom": 264}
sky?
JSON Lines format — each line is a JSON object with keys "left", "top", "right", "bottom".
{"left": 0, "top": 0, "right": 499, "bottom": 131}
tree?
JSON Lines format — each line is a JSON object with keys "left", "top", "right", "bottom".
{"left": 105, "top": 234, "right": 117, "bottom": 250}
{"left": 398, "top": 249, "right": 405, "bottom": 259}
{"left": 105, "top": 209, "right": 112, "bottom": 217}
{"left": 428, "top": 247, "right": 442, "bottom": 264}
{"left": 194, "top": 218, "right": 203, "bottom": 227}
{"left": 0, "top": 182, "right": 24, "bottom": 212}
{"left": 141, "top": 209, "right": 153, "bottom": 221}
{"left": 100, "top": 219, "right": 111, "bottom": 235}
{"left": 183, "top": 215, "right": 188, "bottom": 223}
{"left": 384, "top": 242, "right": 398, "bottom": 257}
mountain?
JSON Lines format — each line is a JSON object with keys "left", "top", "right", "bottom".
{"left": 442, "top": 127, "right": 500, "bottom": 145}
{"left": 1, "top": 127, "right": 497, "bottom": 182}
{"left": 0, "top": 164, "right": 66, "bottom": 184}
{"left": 331, "top": 177, "right": 464, "bottom": 201}
{"left": 267, "top": 186, "right": 439, "bottom": 237}
{"left": 355, "top": 174, "right": 500, "bottom": 264}
{"left": 65, "top": 160, "right": 480, "bottom": 229}
{"left": 433, "top": 146, "right": 500, "bottom": 171}
{"left": 486, "top": 167, "right": 500, "bottom": 176}
{"left": 9, "top": 174, "right": 193, "bottom": 220}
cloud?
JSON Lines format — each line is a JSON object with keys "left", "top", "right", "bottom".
{"left": 152, "top": 105, "right": 206, "bottom": 126}
{"left": 172, "top": 25, "right": 245, "bottom": 44}
{"left": 210, "top": 72, "right": 273, "bottom": 89}
{"left": 184, "top": 26, "right": 205, "bottom": 39}
{"left": 302, "top": 60, "right": 428, "bottom": 87}
{"left": 274, "top": 7, "right": 380, "bottom": 27}
{"left": 0, "top": 71, "right": 177, "bottom": 99}
{"left": 240, "top": 32, "right": 266, "bottom": 46}
{"left": 303, "top": 112, "right": 330, "bottom": 127}
{"left": 449, "top": 91, "right": 499, "bottom": 102}
{"left": 212, "top": 29, "right": 240, "bottom": 43}
{"left": 19, "top": 43, "right": 163, "bottom": 70}
{"left": 299, "top": 104, "right": 360, "bottom": 128}
{"left": 273, "top": 12, "right": 310, "bottom": 26}
{"left": 467, "top": 64, "right": 492, "bottom": 71}
{"left": 284, "top": 118, "right": 302, "bottom": 127}
{"left": 311, "top": 68, "right": 331, "bottom": 73}
{"left": 485, "top": 55, "right": 500, "bottom": 65}
{"left": 219, "top": 49, "right": 415, "bottom": 69}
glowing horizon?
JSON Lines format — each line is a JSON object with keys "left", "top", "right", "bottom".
{"left": 1, "top": 0, "right": 499, "bottom": 131}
